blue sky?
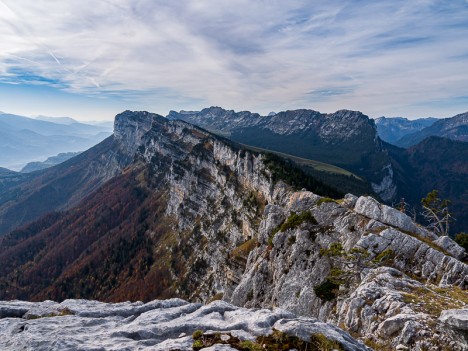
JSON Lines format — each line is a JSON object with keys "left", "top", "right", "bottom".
{"left": 1, "top": 0, "right": 468, "bottom": 121}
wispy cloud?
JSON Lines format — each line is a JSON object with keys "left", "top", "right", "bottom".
{"left": 0, "top": 0, "right": 467, "bottom": 118}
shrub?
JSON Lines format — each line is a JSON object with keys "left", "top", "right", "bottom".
{"left": 314, "top": 279, "right": 340, "bottom": 301}
{"left": 455, "top": 232, "right": 468, "bottom": 251}
{"left": 268, "top": 211, "right": 317, "bottom": 246}
{"left": 192, "top": 330, "right": 204, "bottom": 340}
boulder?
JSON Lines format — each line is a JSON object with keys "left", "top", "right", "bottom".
{"left": 433, "top": 236, "right": 466, "bottom": 260}
{"left": 439, "top": 309, "right": 468, "bottom": 330}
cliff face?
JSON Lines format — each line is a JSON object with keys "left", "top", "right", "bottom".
{"left": 0, "top": 112, "right": 303, "bottom": 303}
{"left": 0, "top": 111, "right": 466, "bottom": 350}
{"left": 169, "top": 107, "right": 396, "bottom": 203}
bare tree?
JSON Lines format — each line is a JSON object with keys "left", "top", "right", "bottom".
{"left": 421, "top": 190, "right": 453, "bottom": 236}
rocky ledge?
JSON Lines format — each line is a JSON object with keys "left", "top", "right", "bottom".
{"left": 0, "top": 299, "right": 370, "bottom": 351}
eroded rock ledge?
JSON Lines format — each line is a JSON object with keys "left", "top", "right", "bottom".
{"left": 0, "top": 299, "right": 369, "bottom": 351}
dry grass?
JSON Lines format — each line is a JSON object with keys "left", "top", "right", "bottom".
{"left": 402, "top": 285, "right": 467, "bottom": 316}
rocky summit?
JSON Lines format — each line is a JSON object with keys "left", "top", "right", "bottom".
{"left": 0, "top": 110, "right": 466, "bottom": 350}
{"left": 0, "top": 299, "right": 370, "bottom": 351}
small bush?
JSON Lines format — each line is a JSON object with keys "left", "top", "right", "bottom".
{"left": 230, "top": 239, "right": 257, "bottom": 260}
{"left": 192, "top": 339, "right": 204, "bottom": 350}
{"left": 239, "top": 340, "right": 263, "bottom": 351}
{"left": 373, "top": 249, "right": 394, "bottom": 264}
{"left": 314, "top": 279, "right": 340, "bottom": 301}
{"left": 192, "top": 330, "right": 204, "bottom": 340}
{"left": 269, "top": 211, "right": 317, "bottom": 246}
{"left": 455, "top": 232, "right": 468, "bottom": 251}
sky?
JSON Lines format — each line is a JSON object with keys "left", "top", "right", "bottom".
{"left": 1, "top": 0, "right": 468, "bottom": 121}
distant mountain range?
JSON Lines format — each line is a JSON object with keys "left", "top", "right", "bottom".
{"left": 0, "top": 113, "right": 113, "bottom": 170}
{"left": 375, "top": 112, "right": 468, "bottom": 147}
{"left": 394, "top": 112, "right": 468, "bottom": 147}
{"left": 374, "top": 116, "right": 437, "bottom": 144}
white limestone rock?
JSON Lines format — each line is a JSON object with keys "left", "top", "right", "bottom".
{"left": 354, "top": 196, "right": 437, "bottom": 240}
{"left": 0, "top": 299, "right": 370, "bottom": 351}
{"left": 433, "top": 236, "right": 466, "bottom": 260}
{"left": 439, "top": 309, "right": 468, "bottom": 331}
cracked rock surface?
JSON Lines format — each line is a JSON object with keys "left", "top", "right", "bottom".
{"left": 0, "top": 299, "right": 370, "bottom": 351}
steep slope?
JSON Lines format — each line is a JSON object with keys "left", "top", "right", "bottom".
{"left": 374, "top": 116, "right": 437, "bottom": 144}
{"left": 0, "top": 167, "right": 27, "bottom": 191}
{"left": 395, "top": 112, "right": 468, "bottom": 147}
{"left": 0, "top": 112, "right": 112, "bottom": 170}
{"left": 169, "top": 107, "right": 395, "bottom": 201}
{"left": 0, "top": 111, "right": 340, "bottom": 302}
{"left": 0, "top": 111, "right": 145, "bottom": 235}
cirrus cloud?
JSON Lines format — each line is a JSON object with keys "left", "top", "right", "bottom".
{"left": 0, "top": 0, "right": 468, "bottom": 119}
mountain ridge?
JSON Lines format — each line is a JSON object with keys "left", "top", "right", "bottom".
{"left": 374, "top": 116, "right": 437, "bottom": 144}
{"left": 0, "top": 110, "right": 466, "bottom": 350}
{"left": 394, "top": 111, "right": 468, "bottom": 147}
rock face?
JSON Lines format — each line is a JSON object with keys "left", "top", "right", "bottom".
{"left": 168, "top": 106, "right": 396, "bottom": 202}
{"left": 439, "top": 309, "right": 468, "bottom": 331}
{"left": 0, "top": 299, "right": 370, "bottom": 351}
{"left": 227, "top": 193, "right": 467, "bottom": 350}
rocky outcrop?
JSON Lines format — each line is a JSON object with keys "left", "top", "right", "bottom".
{"left": 338, "top": 267, "right": 467, "bottom": 350}
{"left": 227, "top": 193, "right": 467, "bottom": 350}
{"left": 114, "top": 110, "right": 159, "bottom": 155}
{"left": 0, "top": 299, "right": 370, "bottom": 351}
{"left": 439, "top": 309, "right": 468, "bottom": 331}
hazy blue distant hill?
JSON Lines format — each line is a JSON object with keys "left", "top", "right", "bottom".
{"left": 35, "top": 116, "right": 80, "bottom": 125}
{"left": 374, "top": 116, "right": 437, "bottom": 144}
{"left": 0, "top": 112, "right": 113, "bottom": 170}
{"left": 394, "top": 112, "right": 468, "bottom": 147}
{"left": 21, "top": 152, "right": 82, "bottom": 173}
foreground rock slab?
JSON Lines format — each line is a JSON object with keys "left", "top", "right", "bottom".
{"left": 0, "top": 299, "right": 370, "bottom": 351}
